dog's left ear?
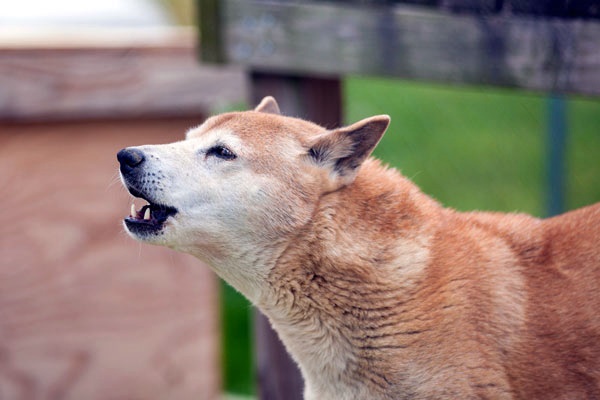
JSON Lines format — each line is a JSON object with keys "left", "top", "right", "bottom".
{"left": 308, "top": 115, "right": 390, "bottom": 187}
{"left": 254, "top": 96, "right": 281, "bottom": 115}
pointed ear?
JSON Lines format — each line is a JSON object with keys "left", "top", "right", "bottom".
{"left": 308, "top": 115, "right": 390, "bottom": 187}
{"left": 254, "top": 96, "right": 281, "bottom": 115}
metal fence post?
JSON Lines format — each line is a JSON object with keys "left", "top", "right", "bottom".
{"left": 547, "top": 94, "right": 567, "bottom": 216}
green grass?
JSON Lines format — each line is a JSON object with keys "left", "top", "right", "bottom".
{"left": 346, "top": 77, "right": 546, "bottom": 214}
{"left": 222, "top": 78, "right": 600, "bottom": 395}
{"left": 221, "top": 281, "right": 255, "bottom": 395}
{"left": 346, "top": 77, "right": 600, "bottom": 215}
{"left": 567, "top": 97, "right": 600, "bottom": 210}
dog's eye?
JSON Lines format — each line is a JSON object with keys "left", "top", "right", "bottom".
{"left": 206, "top": 145, "right": 236, "bottom": 160}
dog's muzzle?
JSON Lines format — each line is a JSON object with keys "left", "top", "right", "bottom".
{"left": 117, "top": 147, "right": 177, "bottom": 236}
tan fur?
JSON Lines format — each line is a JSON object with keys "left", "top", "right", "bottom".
{"left": 119, "top": 97, "right": 600, "bottom": 399}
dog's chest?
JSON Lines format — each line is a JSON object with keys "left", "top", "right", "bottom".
{"left": 303, "top": 382, "right": 392, "bottom": 400}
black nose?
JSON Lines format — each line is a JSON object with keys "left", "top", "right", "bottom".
{"left": 117, "top": 148, "right": 145, "bottom": 174}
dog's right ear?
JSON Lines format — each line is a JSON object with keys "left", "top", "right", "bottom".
{"left": 254, "top": 96, "right": 281, "bottom": 115}
{"left": 308, "top": 115, "right": 390, "bottom": 189}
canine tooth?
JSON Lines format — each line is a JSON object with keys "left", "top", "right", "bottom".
{"left": 144, "top": 207, "right": 151, "bottom": 220}
{"left": 131, "top": 204, "right": 136, "bottom": 218}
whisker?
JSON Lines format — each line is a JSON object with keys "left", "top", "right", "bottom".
{"left": 137, "top": 242, "right": 143, "bottom": 262}
{"left": 106, "top": 172, "right": 123, "bottom": 191}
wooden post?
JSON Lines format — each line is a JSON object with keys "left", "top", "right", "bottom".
{"left": 250, "top": 71, "right": 342, "bottom": 400}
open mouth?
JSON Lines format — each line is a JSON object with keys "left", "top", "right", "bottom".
{"left": 124, "top": 198, "right": 178, "bottom": 235}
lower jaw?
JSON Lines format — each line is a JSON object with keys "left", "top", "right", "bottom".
{"left": 124, "top": 218, "right": 165, "bottom": 238}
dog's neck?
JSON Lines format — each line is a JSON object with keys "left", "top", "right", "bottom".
{"left": 188, "top": 236, "right": 289, "bottom": 304}
{"left": 256, "top": 160, "right": 441, "bottom": 398}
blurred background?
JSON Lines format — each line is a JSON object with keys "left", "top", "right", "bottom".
{"left": 1, "top": 0, "right": 599, "bottom": 399}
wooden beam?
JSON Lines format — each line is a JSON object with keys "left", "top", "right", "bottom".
{"left": 0, "top": 28, "right": 246, "bottom": 122}
{"left": 207, "top": 1, "right": 600, "bottom": 96}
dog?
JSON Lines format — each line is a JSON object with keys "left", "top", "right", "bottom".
{"left": 118, "top": 96, "right": 600, "bottom": 399}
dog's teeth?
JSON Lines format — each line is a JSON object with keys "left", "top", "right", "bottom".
{"left": 144, "top": 207, "right": 151, "bottom": 220}
{"left": 131, "top": 204, "right": 136, "bottom": 218}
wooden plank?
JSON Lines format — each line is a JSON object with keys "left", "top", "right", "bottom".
{"left": 250, "top": 71, "right": 342, "bottom": 400}
{"left": 567, "top": 0, "right": 600, "bottom": 19}
{"left": 209, "top": 1, "right": 600, "bottom": 96}
{"left": 443, "top": 0, "right": 501, "bottom": 14}
{"left": 507, "top": 0, "right": 568, "bottom": 17}
{"left": 0, "top": 118, "right": 220, "bottom": 399}
{"left": 0, "top": 28, "right": 246, "bottom": 122}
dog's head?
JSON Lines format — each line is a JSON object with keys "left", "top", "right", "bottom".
{"left": 118, "top": 97, "right": 389, "bottom": 299}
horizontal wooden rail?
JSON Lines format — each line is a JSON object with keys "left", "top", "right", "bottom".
{"left": 202, "top": 1, "right": 600, "bottom": 96}
{"left": 0, "top": 28, "right": 246, "bottom": 122}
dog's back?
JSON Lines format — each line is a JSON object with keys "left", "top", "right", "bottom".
{"left": 415, "top": 201, "right": 600, "bottom": 399}
{"left": 509, "top": 204, "right": 600, "bottom": 398}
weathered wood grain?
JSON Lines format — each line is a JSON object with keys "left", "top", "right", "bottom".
{"left": 205, "top": 0, "right": 600, "bottom": 95}
{"left": 0, "top": 28, "right": 246, "bottom": 122}
{"left": 0, "top": 118, "right": 220, "bottom": 400}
